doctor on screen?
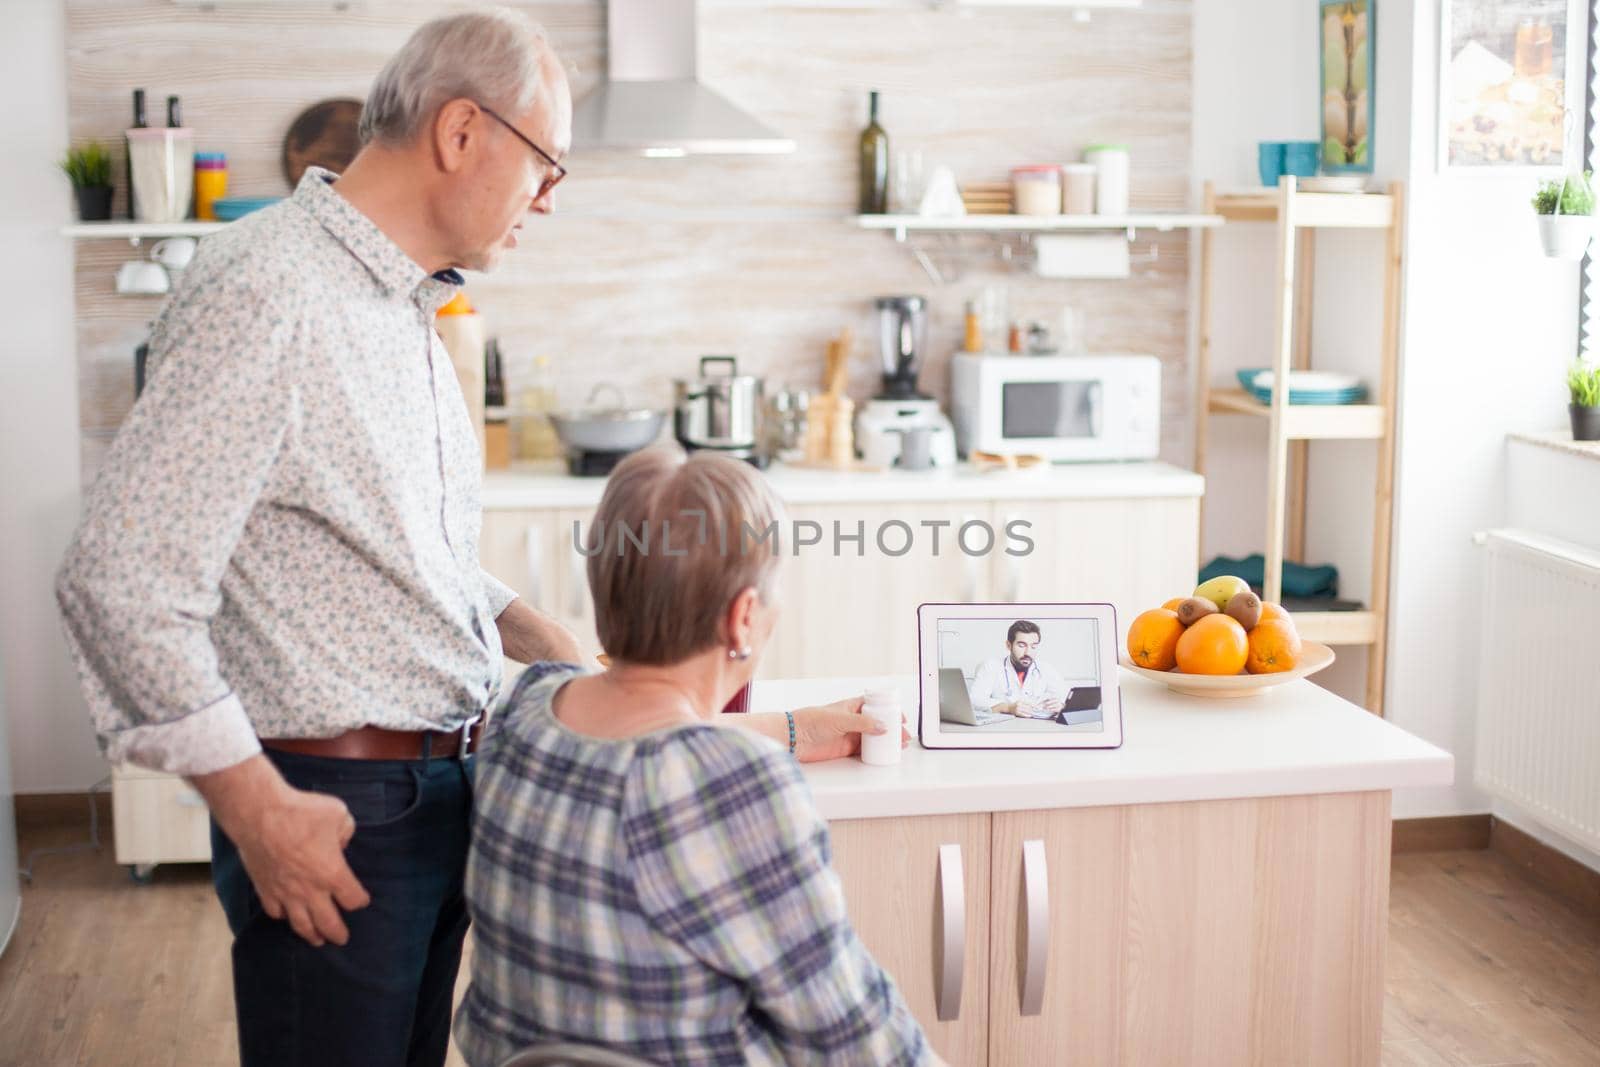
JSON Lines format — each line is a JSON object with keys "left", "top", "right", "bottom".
{"left": 968, "top": 620, "right": 1068, "bottom": 716}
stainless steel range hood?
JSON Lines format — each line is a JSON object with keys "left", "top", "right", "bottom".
{"left": 571, "top": 0, "right": 795, "bottom": 157}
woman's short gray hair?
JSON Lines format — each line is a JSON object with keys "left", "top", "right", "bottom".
{"left": 587, "top": 447, "right": 787, "bottom": 666}
{"left": 360, "top": 8, "right": 551, "bottom": 146}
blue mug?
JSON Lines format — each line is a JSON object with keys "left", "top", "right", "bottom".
{"left": 1258, "top": 142, "right": 1286, "bottom": 188}
{"left": 1284, "top": 141, "right": 1319, "bottom": 177}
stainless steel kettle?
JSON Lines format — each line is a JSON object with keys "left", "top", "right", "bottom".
{"left": 673, "top": 355, "right": 764, "bottom": 459}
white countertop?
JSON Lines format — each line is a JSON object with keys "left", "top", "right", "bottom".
{"left": 482, "top": 459, "right": 1204, "bottom": 509}
{"left": 752, "top": 671, "right": 1453, "bottom": 821}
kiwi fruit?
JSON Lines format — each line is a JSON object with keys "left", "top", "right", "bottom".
{"left": 1176, "top": 597, "right": 1218, "bottom": 626}
{"left": 1224, "top": 589, "right": 1262, "bottom": 630}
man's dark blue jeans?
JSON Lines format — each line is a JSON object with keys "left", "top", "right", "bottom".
{"left": 211, "top": 747, "right": 474, "bottom": 1067}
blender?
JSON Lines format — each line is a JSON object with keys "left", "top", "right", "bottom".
{"left": 855, "top": 296, "right": 958, "bottom": 469}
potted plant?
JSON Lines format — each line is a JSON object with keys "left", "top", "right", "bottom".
{"left": 59, "top": 142, "right": 113, "bottom": 221}
{"left": 1570, "top": 359, "right": 1600, "bottom": 441}
{"left": 1532, "top": 172, "right": 1596, "bottom": 259}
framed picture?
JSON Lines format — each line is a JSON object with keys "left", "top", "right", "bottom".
{"left": 1321, "top": 0, "right": 1377, "bottom": 174}
{"left": 1439, "top": 0, "right": 1587, "bottom": 172}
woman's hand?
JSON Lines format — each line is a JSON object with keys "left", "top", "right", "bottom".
{"left": 789, "top": 696, "right": 910, "bottom": 763}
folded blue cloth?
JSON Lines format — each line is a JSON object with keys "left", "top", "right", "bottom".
{"left": 1198, "top": 553, "right": 1339, "bottom": 599}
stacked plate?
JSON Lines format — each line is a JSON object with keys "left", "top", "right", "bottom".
{"left": 212, "top": 197, "right": 283, "bottom": 222}
{"left": 1237, "top": 369, "right": 1368, "bottom": 405}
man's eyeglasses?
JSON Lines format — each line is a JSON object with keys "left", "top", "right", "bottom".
{"left": 480, "top": 104, "right": 567, "bottom": 200}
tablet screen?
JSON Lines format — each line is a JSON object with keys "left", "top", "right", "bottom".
{"left": 934, "top": 616, "right": 1105, "bottom": 734}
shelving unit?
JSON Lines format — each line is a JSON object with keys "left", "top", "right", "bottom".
{"left": 1194, "top": 176, "right": 1405, "bottom": 715}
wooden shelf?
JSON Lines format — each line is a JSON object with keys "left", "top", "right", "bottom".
{"left": 1206, "top": 389, "right": 1387, "bottom": 440}
{"left": 1195, "top": 178, "right": 1405, "bottom": 713}
{"left": 61, "top": 221, "right": 226, "bottom": 242}
{"left": 854, "top": 213, "right": 1222, "bottom": 238}
{"left": 1295, "top": 610, "right": 1380, "bottom": 646}
{"left": 1213, "top": 189, "right": 1394, "bottom": 229}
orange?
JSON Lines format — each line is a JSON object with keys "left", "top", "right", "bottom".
{"left": 1174, "top": 614, "right": 1249, "bottom": 675}
{"left": 1161, "top": 597, "right": 1186, "bottom": 613}
{"left": 1246, "top": 619, "right": 1303, "bottom": 674}
{"left": 1259, "top": 601, "right": 1293, "bottom": 625}
{"left": 1126, "top": 609, "right": 1183, "bottom": 670}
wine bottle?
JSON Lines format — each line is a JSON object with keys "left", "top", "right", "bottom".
{"left": 858, "top": 90, "right": 889, "bottom": 216}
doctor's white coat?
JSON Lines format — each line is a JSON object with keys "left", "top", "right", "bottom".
{"left": 967, "top": 656, "right": 1068, "bottom": 712}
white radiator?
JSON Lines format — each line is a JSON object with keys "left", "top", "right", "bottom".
{"left": 1474, "top": 529, "right": 1600, "bottom": 854}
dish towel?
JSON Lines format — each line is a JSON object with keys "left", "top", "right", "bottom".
{"left": 1197, "top": 553, "right": 1339, "bottom": 599}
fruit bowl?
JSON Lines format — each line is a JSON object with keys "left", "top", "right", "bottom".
{"left": 1120, "top": 642, "right": 1335, "bottom": 699}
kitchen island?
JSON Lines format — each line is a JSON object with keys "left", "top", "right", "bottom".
{"left": 752, "top": 670, "right": 1453, "bottom": 1067}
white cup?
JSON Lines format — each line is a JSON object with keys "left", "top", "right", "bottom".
{"left": 116, "top": 260, "right": 170, "bottom": 296}
{"left": 859, "top": 686, "right": 903, "bottom": 766}
{"left": 149, "top": 237, "right": 197, "bottom": 272}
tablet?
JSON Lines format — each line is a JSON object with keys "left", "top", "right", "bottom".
{"left": 917, "top": 602, "right": 1123, "bottom": 750}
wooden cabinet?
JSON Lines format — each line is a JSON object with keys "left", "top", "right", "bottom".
{"left": 111, "top": 764, "right": 212, "bottom": 872}
{"left": 479, "top": 506, "right": 601, "bottom": 668}
{"left": 481, "top": 493, "right": 1200, "bottom": 678}
{"left": 832, "top": 791, "right": 1390, "bottom": 1067}
{"left": 991, "top": 497, "right": 1198, "bottom": 642}
{"left": 765, "top": 502, "right": 988, "bottom": 679}
{"left": 830, "top": 814, "right": 990, "bottom": 1067}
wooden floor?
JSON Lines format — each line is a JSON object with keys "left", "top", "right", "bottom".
{"left": 1, "top": 824, "right": 1597, "bottom": 1066}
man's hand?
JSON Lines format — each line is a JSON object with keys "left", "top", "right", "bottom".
{"left": 991, "top": 701, "right": 1019, "bottom": 716}
{"left": 190, "top": 755, "right": 371, "bottom": 947}
{"left": 1041, "top": 698, "right": 1065, "bottom": 713}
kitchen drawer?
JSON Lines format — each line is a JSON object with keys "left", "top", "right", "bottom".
{"left": 112, "top": 772, "right": 213, "bottom": 866}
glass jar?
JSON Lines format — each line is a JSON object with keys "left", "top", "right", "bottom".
{"left": 1011, "top": 165, "right": 1062, "bottom": 216}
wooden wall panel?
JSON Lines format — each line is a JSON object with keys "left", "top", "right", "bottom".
{"left": 66, "top": 0, "right": 1194, "bottom": 477}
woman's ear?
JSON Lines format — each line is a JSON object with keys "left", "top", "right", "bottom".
{"left": 722, "top": 586, "right": 761, "bottom": 651}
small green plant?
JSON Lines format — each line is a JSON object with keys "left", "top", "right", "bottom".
{"left": 58, "top": 141, "right": 112, "bottom": 189}
{"left": 1570, "top": 360, "right": 1600, "bottom": 407}
{"left": 1533, "top": 173, "right": 1596, "bottom": 215}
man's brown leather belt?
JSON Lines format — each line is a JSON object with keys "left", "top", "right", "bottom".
{"left": 261, "top": 715, "right": 483, "bottom": 761}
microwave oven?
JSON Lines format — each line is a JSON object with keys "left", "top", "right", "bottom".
{"left": 949, "top": 353, "right": 1161, "bottom": 462}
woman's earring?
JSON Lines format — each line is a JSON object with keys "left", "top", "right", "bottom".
{"left": 728, "top": 646, "right": 752, "bottom": 661}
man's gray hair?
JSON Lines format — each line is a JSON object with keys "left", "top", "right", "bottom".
{"left": 360, "top": 8, "right": 551, "bottom": 145}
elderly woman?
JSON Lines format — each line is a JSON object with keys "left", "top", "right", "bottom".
{"left": 454, "top": 447, "right": 933, "bottom": 1066}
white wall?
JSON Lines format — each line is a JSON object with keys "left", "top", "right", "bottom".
{"left": 1194, "top": 0, "right": 1584, "bottom": 832}
{"left": 1387, "top": 0, "right": 1577, "bottom": 820}
{"left": 0, "top": 0, "right": 106, "bottom": 794}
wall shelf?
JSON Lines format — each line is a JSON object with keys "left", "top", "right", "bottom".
{"left": 61, "top": 221, "right": 226, "bottom": 245}
{"left": 855, "top": 213, "right": 1222, "bottom": 242}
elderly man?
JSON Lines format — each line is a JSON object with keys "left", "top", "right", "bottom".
{"left": 57, "top": 10, "right": 875, "bottom": 1067}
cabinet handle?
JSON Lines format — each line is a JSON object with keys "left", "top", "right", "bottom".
{"left": 567, "top": 525, "right": 588, "bottom": 620}
{"left": 523, "top": 526, "right": 544, "bottom": 609}
{"left": 1002, "top": 511, "right": 1022, "bottom": 601}
{"left": 1019, "top": 838, "right": 1050, "bottom": 1016}
{"left": 935, "top": 843, "right": 965, "bottom": 1021}
{"left": 961, "top": 511, "right": 980, "bottom": 602}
